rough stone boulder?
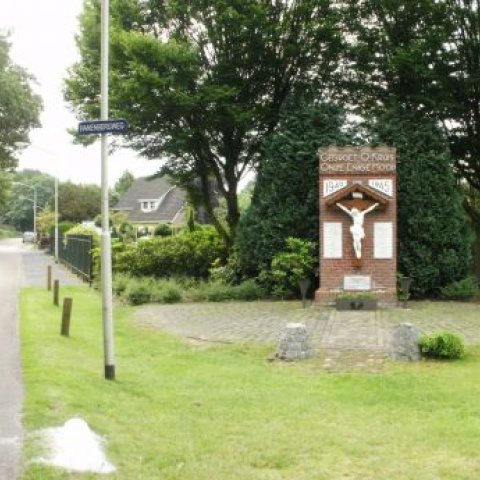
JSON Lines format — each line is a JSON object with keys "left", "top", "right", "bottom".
{"left": 276, "top": 323, "right": 312, "bottom": 361}
{"left": 389, "top": 322, "right": 421, "bottom": 361}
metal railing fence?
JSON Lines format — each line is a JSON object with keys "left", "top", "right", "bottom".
{"left": 56, "top": 234, "right": 94, "bottom": 284}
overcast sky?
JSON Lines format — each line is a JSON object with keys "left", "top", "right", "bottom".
{"left": 0, "top": 0, "right": 161, "bottom": 186}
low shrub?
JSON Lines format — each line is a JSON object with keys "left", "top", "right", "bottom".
{"left": 124, "top": 282, "right": 152, "bottom": 305}
{"left": 260, "top": 237, "right": 317, "bottom": 298}
{"left": 113, "top": 274, "right": 263, "bottom": 305}
{"left": 114, "top": 275, "right": 183, "bottom": 305}
{"left": 154, "top": 223, "right": 172, "bottom": 237}
{"left": 440, "top": 276, "right": 479, "bottom": 301}
{"left": 151, "top": 281, "right": 182, "bottom": 304}
{"left": 419, "top": 332, "right": 466, "bottom": 360}
{"left": 112, "top": 273, "right": 132, "bottom": 296}
{"left": 186, "top": 280, "right": 264, "bottom": 302}
{"left": 233, "top": 279, "right": 264, "bottom": 301}
{"left": 208, "top": 251, "right": 245, "bottom": 285}
{"left": 64, "top": 224, "right": 100, "bottom": 246}
{"left": 115, "top": 226, "right": 227, "bottom": 279}
{"left": 198, "top": 281, "right": 233, "bottom": 302}
{"left": 0, "top": 225, "right": 17, "bottom": 239}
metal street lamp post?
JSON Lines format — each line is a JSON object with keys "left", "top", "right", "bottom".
{"left": 13, "top": 182, "right": 37, "bottom": 242}
{"left": 101, "top": 0, "right": 115, "bottom": 380}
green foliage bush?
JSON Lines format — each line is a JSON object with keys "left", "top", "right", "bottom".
{"left": 114, "top": 226, "right": 227, "bottom": 279}
{"left": 259, "top": 238, "right": 316, "bottom": 298}
{"left": 0, "top": 224, "right": 17, "bottom": 239}
{"left": 50, "top": 221, "right": 75, "bottom": 238}
{"left": 114, "top": 275, "right": 183, "bottom": 305}
{"left": 150, "top": 280, "right": 182, "bottom": 303}
{"left": 440, "top": 276, "right": 479, "bottom": 301}
{"left": 189, "top": 280, "right": 264, "bottom": 302}
{"left": 154, "top": 223, "right": 172, "bottom": 237}
{"left": 113, "top": 274, "right": 263, "bottom": 304}
{"left": 64, "top": 224, "right": 100, "bottom": 246}
{"left": 419, "top": 332, "right": 466, "bottom": 360}
{"left": 124, "top": 282, "right": 152, "bottom": 305}
{"left": 208, "top": 252, "right": 245, "bottom": 285}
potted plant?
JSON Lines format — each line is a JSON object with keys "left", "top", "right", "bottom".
{"left": 335, "top": 292, "right": 378, "bottom": 311}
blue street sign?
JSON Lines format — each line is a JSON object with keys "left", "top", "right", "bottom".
{"left": 78, "top": 119, "right": 129, "bottom": 135}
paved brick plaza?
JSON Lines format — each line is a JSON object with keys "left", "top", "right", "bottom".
{"left": 134, "top": 300, "right": 480, "bottom": 372}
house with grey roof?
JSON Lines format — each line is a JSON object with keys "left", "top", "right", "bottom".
{"left": 113, "top": 176, "right": 186, "bottom": 233}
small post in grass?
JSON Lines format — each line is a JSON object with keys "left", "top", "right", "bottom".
{"left": 53, "top": 280, "right": 59, "bottom": 306}
{"left": 400, "top": 276, "right": 413, "bottom": 309}
{"left": 299, "top": 278, "right": 311, "bottom": 308}
{"left": 61, "top": 297, "right": 73, "bottom": 337}
{"left": 47, "top": 265, "right": 52, "bottom": 291}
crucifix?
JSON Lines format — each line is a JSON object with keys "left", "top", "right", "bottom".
{"left": 336, "top": 202, "right": 379, "bottom": 259}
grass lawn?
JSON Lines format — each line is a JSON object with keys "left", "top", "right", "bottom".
{"left": 20, "top": 286, "right": 480, "bottom": 479}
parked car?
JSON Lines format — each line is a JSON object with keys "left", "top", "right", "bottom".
{"left": 22, "top": 231, "right": 36, "bottom": 243}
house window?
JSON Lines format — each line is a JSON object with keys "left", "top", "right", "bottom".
{"left": 140, "top": 200, "right": 158, "bottom": 213}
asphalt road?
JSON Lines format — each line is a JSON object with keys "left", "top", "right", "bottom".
{"left": 0, "top": 238, "right": 24, "bottom": 480}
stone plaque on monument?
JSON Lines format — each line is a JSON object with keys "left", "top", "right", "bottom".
{"left": 374, "top": 222, "right": 393, "bottom": 259}
{"left": 343, "top": 275, "right": 371, "bottom": 291}
{"left": 368, "top": 178, "right": 393, "bottom": 197}
{"left": 323, "top": 222, "right": 342, "bottom": 258}
{"left": 323, "top": 179, "right": 347, "bottom": 197}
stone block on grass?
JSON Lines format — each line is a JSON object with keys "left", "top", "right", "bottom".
{"left": 390, "top": 322, "right": 421, "bottom": 361}
{"left": 276, "top": 323, "right": 312, "bottom": 361}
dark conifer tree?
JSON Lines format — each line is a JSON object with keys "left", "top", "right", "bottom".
{"left": 370, "top": 107, "right": 474, "bottom": 297}
{"left": 236, "top": 103, "right": 352, "bottom": 276}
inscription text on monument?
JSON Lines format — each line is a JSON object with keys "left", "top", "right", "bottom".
{"left": 319, "top": 146, "right": 396, "bottom": 174}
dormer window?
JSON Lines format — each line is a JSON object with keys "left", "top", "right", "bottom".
{"left": 139, "top": 200, "right": 158, "bottom": 213}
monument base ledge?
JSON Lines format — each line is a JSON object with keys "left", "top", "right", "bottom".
{"left": 314, "top": 287, "right": 397, "bottom": 305}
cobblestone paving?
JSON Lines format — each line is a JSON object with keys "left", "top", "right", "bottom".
{"left": 135, "top": 301, "right": 331, "bottom": 347}
{"left": 134, "top": 300, "right": 480, "bottom": 372}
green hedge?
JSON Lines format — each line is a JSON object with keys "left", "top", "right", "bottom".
{"left": 114, "top": 226, "right": 227, "bottom": 279}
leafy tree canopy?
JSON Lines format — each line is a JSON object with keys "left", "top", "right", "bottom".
{"left": 3, "top": 170, "right": 55, "bottom": 232}
{"left": 343, "top": 0, "right": 480, "bottom": 192}
{"left": 111, "top": 169, "right": 135, "bottom": 206}
{"left": 342, "top": 0, "right": 450, "bottom": 113}
{"left": 0, "top": 34, "right": 42, "bottom": 213}
{"left": 0, "top": 34, "right": 42, "bottom": 172}
{"left": 58, "top": 181, "right": 102, "bottom": 223}
{"left": 65, "top": 0, "right": 344, "bottom": 245}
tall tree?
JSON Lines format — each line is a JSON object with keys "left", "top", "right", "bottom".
{"left": 438, "top": 0, "right": 480, "bottom": 191}
{"left": 342, "top": 0, "right": 450, "bottom": 114}
{"left": 343, "top": 0, "right": 480, "bottom": 194}
{"left": 65, "top": 0, "right": 344, "bottom": 246}
{"left": 111, "top": 169, "right": 135, "bottom": 206}
{"left": 57, "top": 182, "right": 102, "bottom": 223}
{"left": 369, "top": 107, "right": 473, "bottom": 297}
{"left": 3, "top": 170, "right": 55, "bottom": 232}
{"left": 236, "top": 102, "right": 352, "bottom": 275}
{"left": 0, "top": 34, "right": 42, "bottom": 211}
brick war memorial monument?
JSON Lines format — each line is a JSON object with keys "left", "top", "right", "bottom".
{"left": 315, "top": 145, "right": 397, "bottom": 303}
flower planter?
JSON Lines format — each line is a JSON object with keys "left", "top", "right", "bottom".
{"left": 335, "top": 297, "right": 378, "bottom": 311}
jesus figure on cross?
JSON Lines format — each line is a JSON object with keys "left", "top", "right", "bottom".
{"left": 336, "top": 202, "right": 379, "bottom": 259}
